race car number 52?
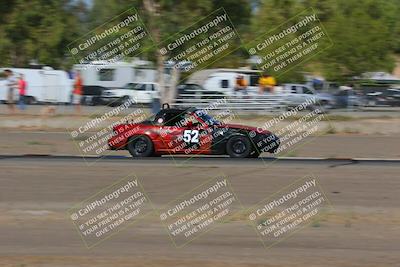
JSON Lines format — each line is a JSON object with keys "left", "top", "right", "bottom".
{"left": 183, "top": 130, "right": 199, "bottom": 143}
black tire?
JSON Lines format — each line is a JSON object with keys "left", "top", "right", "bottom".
{"left": 226, "top": 135, "right": 252, "bottom": 158}
{"left": 120, "top": 96, "right": 132, "bottom": 106}
{"left": 92, "top": 97, "right": 102, "bottom": 106}
{"left": 127, "top": 135, "right": 154, "bottom": 157}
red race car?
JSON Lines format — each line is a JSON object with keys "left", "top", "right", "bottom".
{"left": 108, "top": 104, "right": 279, "bottom": 158}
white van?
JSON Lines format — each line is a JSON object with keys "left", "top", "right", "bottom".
{"left": 0, "top": 67, "right": 72, "bottom": 104}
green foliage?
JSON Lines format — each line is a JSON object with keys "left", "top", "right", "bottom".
{"left": 0, "top": 0, "right": 399, "bottom": 83}
{"left": 0, "top": 0, "right": 85, "bottom": 68}
{"left": 317, "top": 0, "right": 397, "bottom": 80}
{"left": 250, "top": 0, "right": 400, "bottom": 82}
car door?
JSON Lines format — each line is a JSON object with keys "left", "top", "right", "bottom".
{"left": 288, "top": 85, "right": 301, "bottom": 105}
{"left": 182, "top": 114, "right": 213, "bottom": 154}
{"left": 131, "top": 83, "right": 147, "bottom": 103}
{"left": 159, "top": 111, "right": 212, "bottom": 154}
{"left": 155, "top": 110, "right": 188, "bottom": 153}
{"left": 143, "top": 84, "right": 154, "bottom": 104}
{"left": 300, "top": 86, "right": 315, "bottom": 103}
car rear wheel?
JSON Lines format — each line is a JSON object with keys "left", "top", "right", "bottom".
{"left": 226, "top": 136, "right": 252, "bottom": 158}
{"left": 127, "top": 135, "right": 154, "bottom": 157}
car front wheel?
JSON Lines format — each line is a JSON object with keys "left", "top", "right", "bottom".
{"left": 226, "top": 136, "right": 252, "bottom": 158}
{"left": 127, "top": 135, "right": 154, "bottom": 157}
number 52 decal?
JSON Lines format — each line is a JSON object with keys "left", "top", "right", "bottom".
{"left": 183, "top": 130, "right": 199, "bottom": 143}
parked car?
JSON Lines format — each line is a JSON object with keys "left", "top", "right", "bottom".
{"left": 365, "top": 88, "right": 400, "bottom": 106}
{"left": 282, "top": 83, "right": 335, "bottom": 110}
{"left": 334, "top": 89, "right": 366, "bottom": 108}
{"left": 101, "top": 82, "right": 160, "bottom": 106}
{"left": 385, "top": 88, "right": 400, "bottom": 106}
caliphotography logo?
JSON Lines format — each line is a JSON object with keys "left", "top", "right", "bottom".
{"left": 247, "top": 174, "right": 333, "bottom": 249}
{"left": 68, "top": 175, "right": 154, "bottom": 248}
{"left": 158, "top": 175, "right": 243, "bottom": 247}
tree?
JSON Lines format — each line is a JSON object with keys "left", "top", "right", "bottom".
{"left": 318, "top": 0, "right": 396, "bottom": 80}
{"left": 0, "top": 0, "right": 84, "bottom": 69}
{"left": 250, "top": 0, "right": 399, "bottom": 82}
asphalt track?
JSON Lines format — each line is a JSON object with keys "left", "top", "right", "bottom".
{"left": 1, "top": 155, "right": 399, "bottom": 267}
{"left": 1, "top": 154, "right": 399, "bottom": 165}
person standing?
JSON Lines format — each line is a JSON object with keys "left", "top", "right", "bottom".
{"left": 258, "top": 73, "right": 276, "bottom": 94}
{"left": 234, "top": 74, "right": 248, "bottom": 97}
{"left": 4, "top": 69, "right": 17, "bottom": 114}
{"left": 18, "top": 74, "right": 27, "bottom": 111}
{"left": 73, "top": 71, "right": 83, "bottom": 114}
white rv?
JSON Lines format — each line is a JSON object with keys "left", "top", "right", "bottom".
{"left": 73, "top": 59, "right": 172, "bottom": 89}
{"left": 188, "top": 68, "right": 263, "bottom": 95}
{"left": 0, "top": 67, "right": 72, "bottom": 104}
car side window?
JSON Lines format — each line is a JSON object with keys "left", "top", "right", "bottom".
{"left": 189, "top": 85, "right": 198, "bottom": 91}
{"left": 163, "top": 112, "right": 186, "bottom": 127}
{"left": 221, "top": 80, "right": 229, "bottom": 88}
{"left": 154, "top": 112, "right": 181, "bottom": 126}
{"left": 192, "top": 85, "right": 202, "bottom": 90}
{"left": 291, "top": 86, "right": 297, "bottom": 94}
{"left": 98, "top": 69, "right": 115, "bottom": 81}
{"left": 134, "top": 84, "right": 146, "bottom": 91}
{"left": 296, "top": 86, "right": 304, "bottom": 94}
{"left": 123, "top": 83, "right": 136, "bottom": 89}
{"left": 303, "top": 87, "right": 313, "bottom": 94}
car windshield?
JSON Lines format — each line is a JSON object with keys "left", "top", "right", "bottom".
{"left": 195, "top": 110, "right": 220, "bottom": 125}
{"left": 123, "top": 83, "right": 138, "bottom": 89}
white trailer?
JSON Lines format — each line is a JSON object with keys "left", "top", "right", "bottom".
{"left": 188, "top": 68, "right": 265, "bottom": 95}
{"left": 73, "top": 59, "right": 172, "bottom": 89}
{"left": 0, "top": 67, "right": 72, "bottom": 104}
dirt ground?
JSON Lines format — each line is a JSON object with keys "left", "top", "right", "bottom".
{"left": 0, "top": 158, "right": 399, "bottom": 267}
